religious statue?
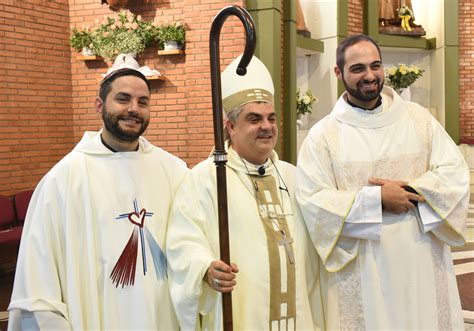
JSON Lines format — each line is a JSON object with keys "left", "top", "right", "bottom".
{"left": 379, "top": 0, "right": 426, "bottom": 36}
{"left": 296, "top": 0, "right": 311, "bottom": 38}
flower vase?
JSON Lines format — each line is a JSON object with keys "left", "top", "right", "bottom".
{"left": 399, "top": 87, "right": 411, "bottom": 101}
{"left": 297, "top": 114, "right": 303, "bottom": 130}
{"left": 164, "top": 41, "right": 181, "bottom": 51}
{"left": 82, "top": 47, "right": 95, "bottom": 56}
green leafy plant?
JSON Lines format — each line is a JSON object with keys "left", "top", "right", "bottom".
{"left": 70, "top": 12, "right": 187, "bottom": 58}
{"left": 296, "top": 88, "right": 318, "bottom": 116}
{"left": 90, "top": 10, "right": 157, "bottom": 60}
{"left": 155, "top": 22, "right": 186, "bottom": 49}
{"left": 70, "top": 26, "right": 94, "bottom": 52}
{"left": 385, "top": 63, "right": 424, "bottom": 94}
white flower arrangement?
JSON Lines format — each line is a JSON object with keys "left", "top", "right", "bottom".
{"left": 296, "top": 88, "right": 318, "bottom": 117}
{"left": 385, "top": 63, "right": 424, "bottom": 94}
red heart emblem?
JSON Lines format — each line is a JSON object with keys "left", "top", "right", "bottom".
{"left": 128, "top": 208, "right": 146, "bottom": 228}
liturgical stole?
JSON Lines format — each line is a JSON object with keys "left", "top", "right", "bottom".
{"left": 251, "top": 174, "right": 296, "bottom": 330}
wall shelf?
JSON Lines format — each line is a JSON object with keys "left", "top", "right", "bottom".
{"left": 76, "top": 53, "right": 165, "bottom": 81}
{"left": 146, "top": 74, "right": 165, "bottom": 81}
{"left": 376, "top": 35, "right": 436, "bottom": 50}
{"left": 296, "top": 35, "right": 324, "bottom": 57}
{"left": 95, "top": 73, "right": 165, "bottom": 83}
{"left": 77, "top": 55, "right": 104, "bottom": 61}
{"left": 157, "top": 49, "right": 185, "bottom": 56}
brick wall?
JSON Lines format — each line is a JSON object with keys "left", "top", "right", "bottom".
{"left": 69, "top": 0, "right": 245, "bottom": 167}
{"left": 4, "top": 0, "right": 471, "bottom": 197}
{"left": 348, "top": 0, "right": 364, "bottom": 35}
{"left": 0, "top": 0, "right": 72, "bottom": 196}
{"left": 182, "top": 1, "right": 245, "bottom": 165}
{"left": 459, "top": 0, "right": 474, "bottom": 143}
{"left": 0, "top": 0, "right": 245, "bottom": 196}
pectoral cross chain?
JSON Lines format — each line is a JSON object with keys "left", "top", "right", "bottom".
{"left": 278, "top": 230, "right": 295, "bottom": 264}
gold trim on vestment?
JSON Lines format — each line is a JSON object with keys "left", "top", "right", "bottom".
{"left": 253, "top": 175, "right": 296, "bottom": 330}
{"left": 335, "top": 259, "right": 365, "bottom": 329}
{"left": 430, "top": 236, "right": 453, "bottom": 329}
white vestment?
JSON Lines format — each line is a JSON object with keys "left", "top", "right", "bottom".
{"left": 296, "top": 87, "right": 469, "bottom": 330}
{"left": 8, "top": 131, "right": 188, "bottom": 330}
{"left": 166, "top": 147, "right": 325, "bottom": 330}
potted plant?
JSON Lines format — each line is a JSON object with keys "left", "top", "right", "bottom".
{"left": 91, "top": 10, "right": 157, "bottom": 60}
{"left": 70, "top": 26, "right": 94, "bottom": 56}
{"left": 156, "top": 22, "right": 186, "bottom": 50}
{"left": 385, "top": 63, "right": 424, "bottom": 100}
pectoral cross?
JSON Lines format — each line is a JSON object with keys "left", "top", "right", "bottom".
{"left": 278, "top": 230, "right": 295, "bottom": 264}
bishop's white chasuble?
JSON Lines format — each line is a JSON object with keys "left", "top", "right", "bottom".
{"left": 167, "top": 147, "right": 325, "bottom": 330}
{"left": 297, "top": 87, "right": 469, "bottom": 330}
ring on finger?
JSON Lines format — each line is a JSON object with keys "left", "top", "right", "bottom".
{"left": 213, "top": 278, "right": 220, "bottom": 287}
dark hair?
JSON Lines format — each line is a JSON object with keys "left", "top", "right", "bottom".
{"left": 99, "top": 68, "right": 151, "bottom": 102}
{"left": 336, "top": 34, "right": 382, "bottom": 72}
{"left": 224, "top": 101, "right": 269, "bottom": 143}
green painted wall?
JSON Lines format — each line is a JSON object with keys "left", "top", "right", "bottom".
{"left": 365, "top": 0, "right": 457, "bottom": 141}
{"left": 246, "top": 1, "right": 284, "bottom": 157}
{"left": 444, "top": 0, "right": 459, "bottom": 143}
{"left": 282, "top": 0, "right": 297, "bottom": 164}
{"left": 246, "top": 0, "right": 459, "bottom": 164}
{"left": 337, "top": 0, "right": 349, "bottom": 97}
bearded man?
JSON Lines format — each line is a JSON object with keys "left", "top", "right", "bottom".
{"left": 166, "top": 55, "right": 325, "bottom": 330}
{"left": 8, "top": 68, "right": 188, "bottom": 330}
{"left": 296, "top": 34, "right": 469, "bottom": 330}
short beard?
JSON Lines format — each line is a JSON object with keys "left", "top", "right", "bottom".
{"left": 102, "top": 105, "right": 149, "bottom": 142}
{"left": 342, "top": 76, "right": 384, "bottom": 103}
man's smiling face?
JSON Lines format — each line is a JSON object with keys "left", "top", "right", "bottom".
{"left": 100, "top": 75, "right": 151, "bottom": 142}
{"left": 226, "top": 102, "right": 277, "bottom": 165}
{"left": 335, "top": 40, "right": 385, "bottom": 109}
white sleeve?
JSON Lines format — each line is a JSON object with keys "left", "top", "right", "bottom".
{"left": 166, "top": 166, "right": 220, "bottom": 330}
{"left": 408, "top": 110, "right": 469, "bottom": 245}
{"left": 8, "top": 310, "right": 71, "bottom": 331}
{"left": 341, "top": 186, "right": 383, "bottom": 241}
{"left": 416, "top": 202, "right": 444, "bottom": 233}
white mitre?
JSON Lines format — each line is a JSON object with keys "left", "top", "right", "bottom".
{"left": 221, "top": 54, "right": 274, "bottom": 115}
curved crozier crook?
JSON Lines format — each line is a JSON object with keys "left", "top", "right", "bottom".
{"left": 209, "top": 5, "right": 256, "bottom": 154}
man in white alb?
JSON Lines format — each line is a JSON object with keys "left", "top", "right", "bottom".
{"left": 8, "top": 68, "right": 188, "bottom": 330}
{"left": 296, "top": 34, "right": 469, "bottom": 330}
